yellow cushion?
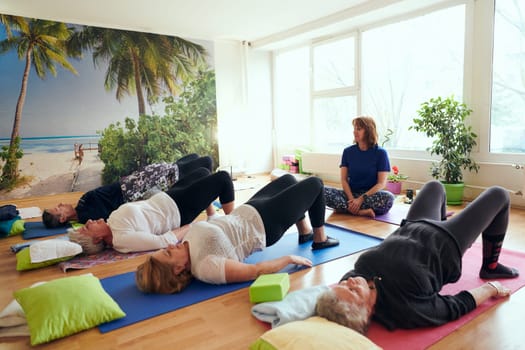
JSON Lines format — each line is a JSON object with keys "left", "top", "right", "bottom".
{"left": 250, "top": 316, "right": 382, "bottom": 350}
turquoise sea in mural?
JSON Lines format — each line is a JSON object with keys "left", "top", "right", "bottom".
{"left": 0, "top": 135, "right": 100, "bottom": 154}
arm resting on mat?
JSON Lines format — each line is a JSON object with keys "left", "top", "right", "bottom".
{"left": 224, "top": 256, "right": 312, "bottom": 283}
{"left": 468, "top": 281, "right": 511, "bottom": 306}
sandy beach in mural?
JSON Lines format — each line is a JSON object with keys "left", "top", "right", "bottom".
{"left": 0, "top": 149, "right": 103, "bottom": 200}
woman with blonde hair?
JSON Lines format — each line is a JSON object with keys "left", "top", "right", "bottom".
{"left": 324, "top": 116, "right": 394, "bottom": 218}
{"left": 136, "top": 174, "right": 340, "bottom": 294}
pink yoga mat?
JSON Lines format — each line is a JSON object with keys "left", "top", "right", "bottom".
{"left": 58, "top": 249, "right": 150, "bottom": 272}
{"left": 367, "top": 242, "right": 525, "bottom": 349}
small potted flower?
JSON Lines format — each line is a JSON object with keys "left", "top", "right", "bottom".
{"left": 386, "top": 165, "right": 408, "bottom": 194}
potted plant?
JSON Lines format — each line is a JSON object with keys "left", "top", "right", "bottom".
{"left": 386, "top": 165, "right": 408, "bottom": 194}
{"left": 410, "top": 95, "right": 480, "bottom": 205}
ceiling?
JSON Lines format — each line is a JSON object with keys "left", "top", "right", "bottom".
{"left": 0, "top": 0, "right": 446, "bottom": 49}
{"left": 0, "top": 0, "right": 367, "bottom": 42}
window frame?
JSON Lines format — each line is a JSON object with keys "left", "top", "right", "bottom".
{"left": 271, "top": 0, "right": 525, "bottom": 165}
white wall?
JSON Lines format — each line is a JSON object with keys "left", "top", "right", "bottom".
{"left": 214, "top": 41, "right": 274, "bottom": 175}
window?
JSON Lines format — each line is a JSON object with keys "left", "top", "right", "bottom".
{"left": 273, "top": 4, "right": 467, "bottom": 154}
{"left": 361, "top": 5, "right": 466, "bottom": 150}
{"left": 312, "top": 36, "right": 357, "bottom": 152}
{"left": 490, "top": 0, "right": 525, "bottom": 154}
{"left": 273, "top": 47, "right": 310, "bottom": 154}
{"left": 313, "top": 37, "right": 355, "bottom": 91}
{"left": 312, "top": 95, "right": 357, "bottom": 152}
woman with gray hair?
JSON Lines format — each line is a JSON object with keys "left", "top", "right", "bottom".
{"left": 316, "top": 180, "right": 518, "bottom": 333}
{"left": 68, "top": 170, "right": 234, "bottom": 254}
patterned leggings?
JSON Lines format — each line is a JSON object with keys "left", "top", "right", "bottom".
{"left": 324, "top": 186, "right": 395, "bottom": 215}
{"left": 119, "top": 154, "right": 212, "bottom": 202}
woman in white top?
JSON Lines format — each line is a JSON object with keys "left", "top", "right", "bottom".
{"left": 135, "top": 174, "right": 340, "bottom": 294}
{"left": 68, "top": 170, "right": 234, "bottom": 253}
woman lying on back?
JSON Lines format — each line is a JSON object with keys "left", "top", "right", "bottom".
{"left": 135, "top": 174, "right": 340, "bottom": 294}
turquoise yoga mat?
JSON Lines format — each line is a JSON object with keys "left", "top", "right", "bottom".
{"left": 98, "top": 223, "right": 382, "bottom": 333}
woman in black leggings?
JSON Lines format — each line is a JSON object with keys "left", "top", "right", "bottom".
{"left": 69, "top": 170, "right": 235, "bottom": 254}
{"left": 135, "top": 174, "right": 340, "bottom": 294}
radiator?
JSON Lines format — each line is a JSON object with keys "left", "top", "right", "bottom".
{"left": 300, "top": 152, "right": 340, "bottom": 182}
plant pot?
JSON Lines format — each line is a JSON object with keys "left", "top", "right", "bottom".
{"left": 386, "top": 181, "right": 402, "bottom": 195}
{"left": 442, "top": 182, "right": 464, "bottom": 205}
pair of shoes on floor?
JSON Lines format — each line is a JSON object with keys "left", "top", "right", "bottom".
{"left": 298, "top": 233, "right": 340, "bottom": 250}
{"left": 479, "top": 263, "right": 519, "bottom": 279}
{"left": 312, "top": 236, "right": 340, "bottom": 250}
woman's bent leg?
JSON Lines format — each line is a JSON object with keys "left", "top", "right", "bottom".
{"left": 248, "top": 176, "right": 327, "bottom": 246}
{"left": 177, "top": 156, "right": 213, "bottom": 178}
{"left": 324, "top": 187, "right": 348, "bottom": 211}
{"left": 405, "top": 180, "right": 447, "bottom": 222}
{"left": 167, "top": 171, "right": 234, "bottom": 225}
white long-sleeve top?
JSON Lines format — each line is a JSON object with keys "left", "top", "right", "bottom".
{"left": 184, "top": 204, "right": 265, "bottom": 284}
{"left": 107, "top": 192, "right": 181, "bottom": 253}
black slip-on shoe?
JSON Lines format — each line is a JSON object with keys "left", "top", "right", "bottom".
{"left": 311, "top": 236, "right": 340, "bottom": 250}
{"left": 479, "top": 265, "right": 519, "bottom": 279}
{"left": 298, "top": 232, "right": 314, "bottom": 244}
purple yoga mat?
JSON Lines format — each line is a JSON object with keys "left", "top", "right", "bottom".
{"left": 374, "top": 204, "right": 453, "bottom": 225}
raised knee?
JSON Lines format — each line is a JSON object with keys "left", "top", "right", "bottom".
{"left": 486, "top": 186, "right": 510, "bottom": 204}
{"left": 306, "top": 176, "right": 324, "bottom": 189}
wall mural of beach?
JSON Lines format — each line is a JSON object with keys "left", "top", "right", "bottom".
{"left": 0, "top": 14, "right": 218, "bottom": 201}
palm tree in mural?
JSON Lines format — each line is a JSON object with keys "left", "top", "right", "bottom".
{"left": 0, "top": 14, "right": 27, "bottom": 38}
{"left": 0, "top": 16, "right": 78, "bottom": 186}
{"left": 67, "top": 27, "right": 207, "bottom": 116}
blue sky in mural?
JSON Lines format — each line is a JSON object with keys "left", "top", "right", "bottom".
{"left": 0, "top": 25, "right": 212, "bottom": 139}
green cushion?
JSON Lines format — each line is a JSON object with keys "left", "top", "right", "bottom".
{"left": 14, "top": 274, "right": 126, "bottom": 345}
{"left": 9, "top": 219, "right": 25, "bottom": 236}
{"left": 16, "top": 247, "right": 74, "bottom": 271}
{"left": 250, "top": 273, "right": 290, "bottom": 303}
{"left": 0, "top": 216, "right": 23, "bottom": 237}
{"left": 15, "top": 239, "right": 83, "bottom": 271}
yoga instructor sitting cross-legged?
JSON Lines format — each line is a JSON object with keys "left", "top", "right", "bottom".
{"left": 316, "top": 180, "right": 519, "bottom": 334}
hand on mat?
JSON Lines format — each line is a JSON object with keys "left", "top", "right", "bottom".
{"left": 289, "top": 255, "right": 312, "bottom": 268}
{"left": 487, "top": 281, "right": 511, "bottom": 298}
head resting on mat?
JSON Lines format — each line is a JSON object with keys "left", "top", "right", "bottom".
{"left": 315, "top": 276, "right": 377, "bottom": 334}
{"left": 42, "top": 203, "right": 76, "bottom": 228}
{"left": 67, "top": 218, "right": 110, "bottom": 254}
{"left": 136, "top": 242, "right": 193, "bottom": 294}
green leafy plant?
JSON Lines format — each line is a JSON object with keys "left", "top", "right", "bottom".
{"left": 381, "top": 128, "right": 394, "bottom": 148}
{"left": 0, "top": 137, "right": 24, "bottom": 189}
{"left": 98, "top": 70, "right": 218, "bottom": 184}
{"left": 410, "top": 96, "right": 480, "bottom": 184}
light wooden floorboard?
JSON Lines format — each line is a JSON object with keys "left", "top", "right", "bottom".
{"left": 0, "top": 175, "right": 524, "bottom": 349}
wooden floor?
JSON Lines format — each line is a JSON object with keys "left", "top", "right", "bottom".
{"left": 1, "top": 175, "right": 524, "bottom": 350}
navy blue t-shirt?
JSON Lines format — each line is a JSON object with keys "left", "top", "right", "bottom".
{"left": 340, "top": 144, "right": 390, "bottom": 192}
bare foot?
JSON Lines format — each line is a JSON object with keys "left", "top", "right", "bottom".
{"left": 357, "top": 209, "right": 375, "bottom": 218}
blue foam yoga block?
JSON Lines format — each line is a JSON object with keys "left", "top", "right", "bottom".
{"left": 249, "top": 273, "right": 290, "bottom": 303}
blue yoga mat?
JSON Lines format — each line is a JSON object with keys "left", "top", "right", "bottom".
{"left": 98, "top": 223, "right": 382, "bottom": 333}
{"left": 22, "top": 221, "right": 70, "bottom": 239}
